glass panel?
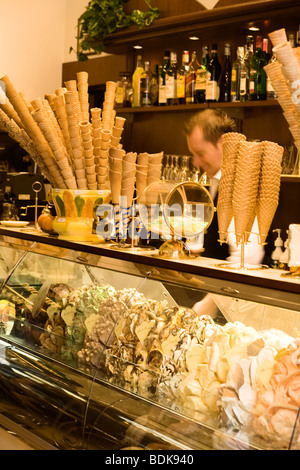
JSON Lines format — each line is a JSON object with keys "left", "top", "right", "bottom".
{"left": 0, "top": 248, "right": 299, "bottom": 449}
{"left": 84, "top": 274, "right": 300, "bottom": 450}
{"left": 0, "top": 245, "right": 26, "bottom": 284}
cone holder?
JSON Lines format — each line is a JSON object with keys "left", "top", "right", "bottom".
{"left": 19, "top": 181, "right": 45, "bottom": 232}
{"left": 109, "top": 194, "right": 155, "bottom": 252}
{"left": 281, "top": 267, "right": 300, "bottom": 279}
{"left": 216, "top": 231, "right": 269, "bottom": 270}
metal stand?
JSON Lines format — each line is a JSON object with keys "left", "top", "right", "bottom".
{"left": 20, "top": 181, "right": 45, "bottom": 231}
{"left": 216, "top": 231, "right": 268, "bottom": 270}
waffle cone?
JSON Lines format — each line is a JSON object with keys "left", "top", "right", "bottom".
{"left": 109, "top": 170, "right": 122, "bottom": 204}
{"left": 1, "top": 75, "right": 64, "bottom": 187}
{"left": 137, "top": 152, "right": 149, "bottom": 166}
{"left": 121, "top": 186, "right": 135, "bottom": 207}
{"left": 217, "top": 132, "right": 246, "bottom": 241}
{"left": 257, "top": 141, "right": 283, "bottom": 244}
{"left": 268, "top": 28, "right": 287, "bottom": 47}
{"left": 124, "top": 152, "right": 137, "bottom": 164}
{"left": 232, "top": 140, "right": 262, "bottom": 243}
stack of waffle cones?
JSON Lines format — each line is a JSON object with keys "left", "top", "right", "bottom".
{"left": 109, "top": 147, "right": 125, "bottom": 205}
{"left": 217, "top": 133, "right": 283, "bottom": 246}
{"left": 147, "top": 152, "right": 164, "bottom": 186}
{"left": 217, "top": 132, "right": 246, "bottom": 243}
{"left": 266, "top": 28, "right": 300, "bottom": 153}
{"left": 257, "top": 141, "right": 283, "bottom": 244}
{"left": 108, "top": 147, "right": 137, "bottom": 240}
{"left": 135, "top": 151, "right": 163, "bottom": 201}
{"left": 136, "top": 152, "right": 149, "bottom": 200}
{"left": 121, "top": 151, "right": 137, "bottom": 208}
{"left": 79, "top": 120, "right": 97, "bottom": 190}
{"left": 108, "top": 148, "right": 137, "bottom": 207}
{"left": 232, "top": 141, "right": 263, "bottom": 243}
{"left": 0, "top": 73, "right": 126, "bottom": 191}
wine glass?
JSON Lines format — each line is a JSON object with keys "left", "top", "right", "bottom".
{"left": 170, "top": 155, "right": 180, "bottom": 180}
{"left": 162, "top": 154, "right": 170, "bottom": 180}
{"left": 178, "top": 156, "right": 190, "bottom": 181}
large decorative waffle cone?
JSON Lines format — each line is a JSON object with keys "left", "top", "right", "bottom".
{"left": 257, "top": 141, "right": 283, "bottom": 244}
{"left": 232, "top": 140, "right": 262, "bottom": 243}
{"left": 217, "top": 132, "right": 246, "bottom": 242}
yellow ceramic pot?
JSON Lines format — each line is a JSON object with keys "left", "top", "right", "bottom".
{"left": 51, "top": 188, "right": 111, "bottom": 242}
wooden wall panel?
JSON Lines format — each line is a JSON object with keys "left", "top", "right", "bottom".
{"left": 124, "top": 0, "right": 258, "bottom": 18}
{"left": 62, "top": 54, "right": 128, "bottom": 87}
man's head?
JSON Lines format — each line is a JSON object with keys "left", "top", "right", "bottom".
{"left": 184, "top": 109, "right": 235, "bottom": 178}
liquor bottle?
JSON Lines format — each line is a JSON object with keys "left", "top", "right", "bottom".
{"left": 244, "top": 35, "right": 254, "bottom": 67}
{"left": 231, "top": 46, "right": 249, "bottom": 102}
{"left": 115, "top": 72, "right": 132, "bottom": 108}
{"left": 115, "top": 72, "right": 127, "bottom": 108}
{"left": 266, "top": 52, "right": 277, "bottom": 100}
{"left": 249, "top": 36, "right": 267, "bottom": 101}
{"left": 132, "top": 55, "right": 144, "bottom": 107}
{"left": 219, "top": 43, "right": 232, "bottom": 102}
{"left": 206, "top": 43, "right": 221, "bottom": 102}
{"left": 195, "top": 46, "right": 209, "bottom": 103}
{"left": 158, "top": 51, "right": 170, "bottom": 106}
{"left": 263, "top": 38, "right": 271, "bottom": 62}
{"left": 123, "top": 72, "right": 133, "bottom": 107}
{"left": 149, "top": 64, "right": 159, "bottom": 106}
{"left": 177, "top": 51, "right": 189, "bottom": 104}
{"left": 186, "top": 51, "right": 199, "bottom": 104}
{"left": 140, "top": 61, "right": 152, "bottom": 107}
{"left": 166, "top": 51, "right": 178, "bottom": 105}
{"left": 289, "top": 33, "right": 295, "bottom": 48}
{"left": 296, "top": 26, "right": 300, "bottom": 47}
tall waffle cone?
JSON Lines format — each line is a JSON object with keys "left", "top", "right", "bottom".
{"left": 257, "top": 141, "right": 283, "bottom": 244}
{"left": 217, "top": 132, "right": 246, "bottom": 242}
{"left": 232, "top": 141, "right": 262, "bottom": 243}
{"left": 268, "top": 28, "right": 287, "bottom": 47}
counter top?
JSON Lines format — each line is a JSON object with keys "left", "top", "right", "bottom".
{"left": 0, "top": 225, "right": 299, "bottom": 296}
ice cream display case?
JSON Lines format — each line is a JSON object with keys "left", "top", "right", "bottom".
{"left": 0, "top": 230, "right": 299, "bottom": 450}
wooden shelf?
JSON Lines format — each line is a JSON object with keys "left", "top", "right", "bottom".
{"left": 281, "top": 175, "right": 300, "bottom": 183}
{"left": 103, "top": 0, "right": 300, "bottom": 54}
{"left": 116, "top": 100, "right": 280, "bottom": 114}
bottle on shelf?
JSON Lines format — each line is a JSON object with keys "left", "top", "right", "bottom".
{"left": 149, "top": 64, "right": 159, "bottom": 106}
{"left": 132, "top": 55, "right": 144, "bottom": 107}
{"left": 124, "top": 72, "right": 133, "bottom": 107}
{"left": 219, "top": 43, "right": 232, "bottom": 102}
{"left": 289, "top": 33, "right": 295, "bottom": 48}
{"left": 158, "top": 50, "right": 170, "bottom": 106}
{"left": 296, "top": 26, "right": 300, "bottom": 47}
{"left": 115, "top": 72, "right": 126, "bottom": 108}
{"left": 206, "top": 43, "right": 221, "bottom": 102}
{"left": 263, "top": 38, "right": 271, "bottom": 62}
{"left": 244, "top": 35, "right": 254, "bottom": 67}
{"left": 249, "top": 35, "right": 267, "bottom": 101}
{"left": 195, "top": 46, "right": 209, "bottom": 103}
{"left": 177, "top": 51, "right": 189, "bottom": 104}
{"left": 115, "top": 72, "right": 132, "bottom": 108}
{"left": 140, "top": 61, "right": 153, "bottom": 107}
{"left": 231, "top": 46, "right": 249, "bottom": 102}
{"left": 166, "top": 51, "right": 178, "bottom": 105}
{"left": 266, "top": 50, "right": 277, "bottom": 100}
{"left": 186, "top": 51, "right": 199, "bottom": 104}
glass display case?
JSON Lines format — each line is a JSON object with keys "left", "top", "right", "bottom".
{"left": 0, "top": 229, "right": 299, "bottom": 450}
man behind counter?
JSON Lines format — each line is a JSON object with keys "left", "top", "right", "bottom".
{"left": 184, "top": 109, "right": 265, "bottom": 316}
